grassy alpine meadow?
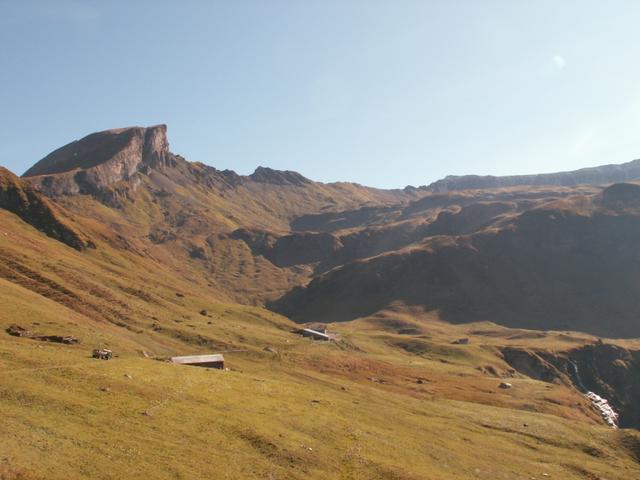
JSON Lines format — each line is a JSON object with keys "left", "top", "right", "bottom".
{"left": 1, "top": 209, "right": 640, "bottom": 478}
{"left": 2, "top": 323, "right": 640, "bottom": 480}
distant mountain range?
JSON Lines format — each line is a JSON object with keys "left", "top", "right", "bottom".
{"left": 424, "top": 159, "right": 640, "bottom": 192}
{"left": 3, "top": 124, "right": 640, "bottom": 338}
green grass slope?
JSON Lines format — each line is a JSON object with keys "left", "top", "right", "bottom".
{"left": 1, "top": 200, "right": 639, "bottom": 479}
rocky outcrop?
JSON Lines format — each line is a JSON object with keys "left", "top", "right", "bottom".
{"left": 501, "top": 343, "right": 640, "bottom": 429}
{"left": 231, "top": 228, "right": 342, "bottom": 267}
{"left": 0, "top": 167, "right": 93, "bottom": 250}
{"left": 426, "top": 159, "right": 640, "bottom": 193}
{"left": 500, "top": 347, "right": 568, "bottom": 384}
{"left": 249, "top": 167, "right": 311, "bottom": 186}
{"left": 24, "top": 124, "right": 172, "bottom": 177}
{"left": 22, "top": 125, "right": 174, "bottom": 204}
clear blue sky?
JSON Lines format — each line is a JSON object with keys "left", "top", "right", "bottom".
{"left": 2, "top": 1, "right": 640, "bottom": 188}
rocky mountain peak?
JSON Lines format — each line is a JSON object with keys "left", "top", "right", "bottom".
{"left": 23, "top": 124, "right": 170, "bottom": 178}
{"left": 21, "top": 124, "right": 174, "bottom": 201}
{"left": 249, "top": 166, "right": 312, "bottom": 186}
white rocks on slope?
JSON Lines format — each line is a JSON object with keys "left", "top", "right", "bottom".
{"left": 585, "top": 391, "right": 619, "bottom": 428}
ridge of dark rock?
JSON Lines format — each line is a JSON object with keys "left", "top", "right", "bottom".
{"left": 249, "top": 166, "right": 312, "bottom": 186}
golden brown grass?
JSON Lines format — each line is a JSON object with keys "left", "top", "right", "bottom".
{"left": 1, "top": 206, "right": 640, "bottom": 479}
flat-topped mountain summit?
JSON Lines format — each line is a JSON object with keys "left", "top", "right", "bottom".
{"left": 23, "top": 124, "right": 171, "bottom": 178}
{"left": 22, "top": 125, "right": 174, "bottom": 199}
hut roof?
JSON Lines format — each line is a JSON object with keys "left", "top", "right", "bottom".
{"left": 301, "top": 328, "right": 331, "bottom": 340}
{"left": 170, "top": 354, "right": 224, "bottom": 364}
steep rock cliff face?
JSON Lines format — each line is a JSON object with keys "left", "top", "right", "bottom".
{"left": 23, "top": 125, "right": 173, "bottom": 204}
{"left": 0, "top": 167, "right": 92, "bottom": 250}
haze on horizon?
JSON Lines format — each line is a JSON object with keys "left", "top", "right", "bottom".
{"left": 2, "top": 0, "right": 640, "bottom": 189}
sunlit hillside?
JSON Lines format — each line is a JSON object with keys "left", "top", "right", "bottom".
{"left": 2, "top": 129, "right": 640, "bottom": 478}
